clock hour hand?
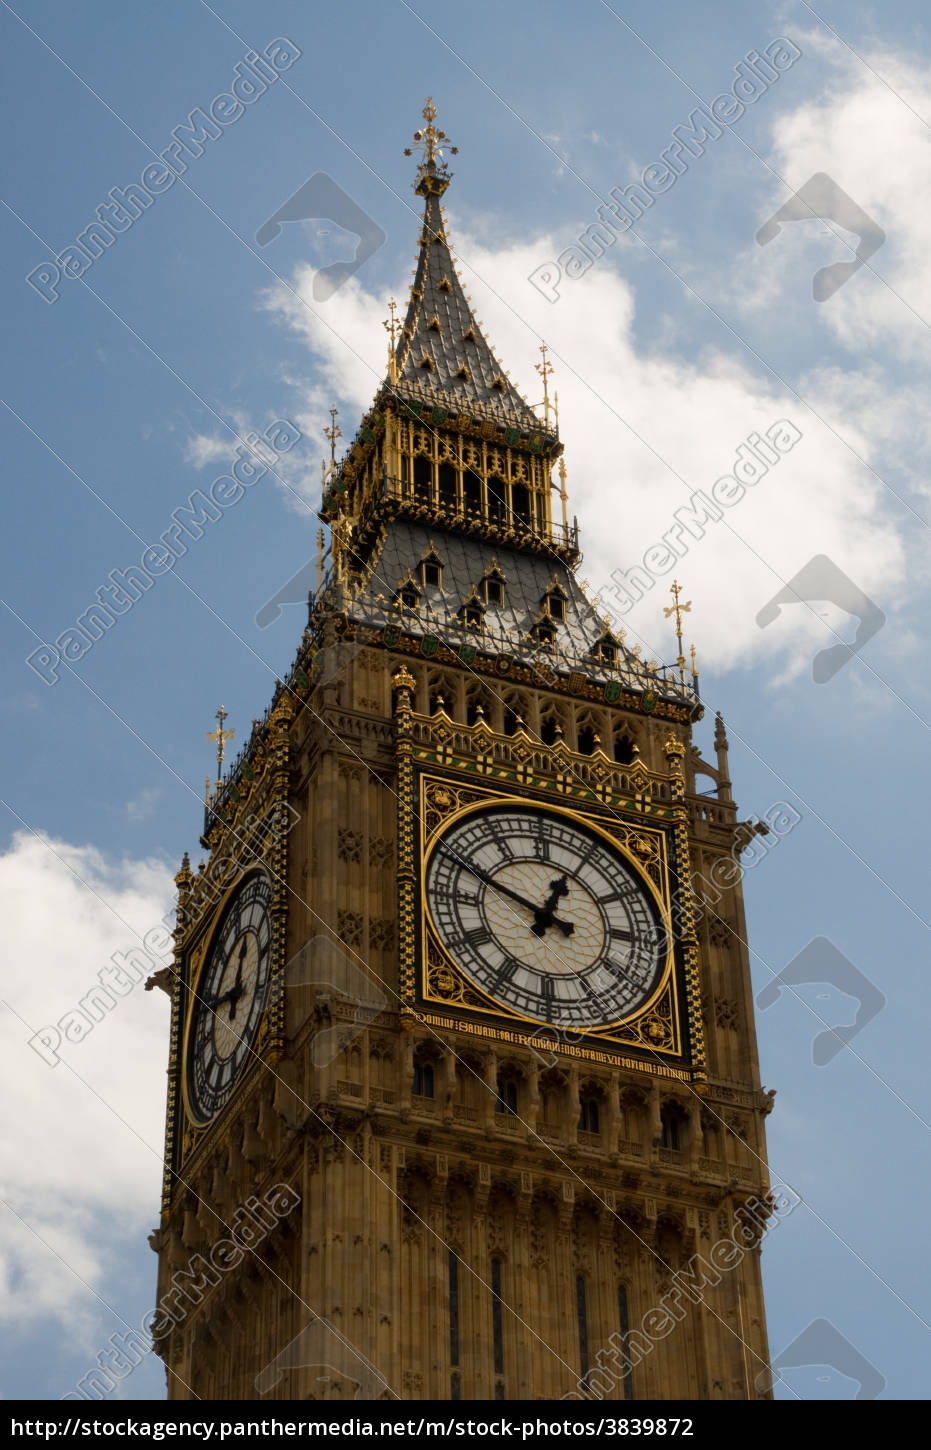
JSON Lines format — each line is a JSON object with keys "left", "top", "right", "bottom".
{"left": 215, "top": 940, "right": 248, "bottom": 1019}
{"left": 530, "top": 873, "right": 575, "bottom": 938}
{"left": 462, "top": 862, "right": 574, "bottom": 938}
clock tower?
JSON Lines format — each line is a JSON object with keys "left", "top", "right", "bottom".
{"left": 153, "top": 101, "right": 776, "bottom": 1402}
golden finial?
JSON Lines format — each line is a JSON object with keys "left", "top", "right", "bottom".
{"left": 663, "top": 580, "right": 692, "bottom": 683}
{"left": 207, "top": 706, "right": 235, "bottom": 795}
{"left": 204, "top": 775, "right": 212, "bottom": 810}
{"left": 404, "top": 97, "right": 457, "bottom": 168}
{"left": 557, "top": 455, "right": 569, "bottom": 533}
{"left": 535, "top": 343, "right": 555, "bottom": 430}
{"left": 316, "top": 527, "right": 325, "bottom": 591}
{"left": 323, "top": 407, "right": 342, "bottom": 472}
{"left": 690, "top": 642, "right": 699, "bottom": 690}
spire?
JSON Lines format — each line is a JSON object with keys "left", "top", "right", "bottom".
{"left": 393, "top": 99, "right": 543, "bottom": 432}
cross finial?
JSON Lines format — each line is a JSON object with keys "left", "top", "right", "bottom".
{"left": 323, "top": 407, "right": 342, "bottom": 470}
{"left": 404, "top": 98, "right": 457, "bottom": 168}
{"left": 663, "top": 580, "right": 692, "bottom": 682}
{"left": 535, "top": 342, "right": 555, "bottom": 429}
{"left": 207, "top": 706, "right": 235, "bottom": 795}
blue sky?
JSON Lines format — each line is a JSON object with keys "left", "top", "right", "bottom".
{"left": 1, "top": 0, "right": 930, "bottom": 1403}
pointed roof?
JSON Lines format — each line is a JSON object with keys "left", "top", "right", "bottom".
{"left": 392, "top": 102, "right": 542, "bottom": 431}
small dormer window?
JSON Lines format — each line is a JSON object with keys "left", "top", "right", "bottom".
{"left": 491, "top": 375, "right": 506, "bottom": 392}
{"left": 545, "top": 590, "right": 565, "bottom": 622}
{"left": 419, "top": 353, "right": 435, "bottom": 371}
{"left": 462, "top": 327, "right": 476, "bottom": 343}
{"left": 438, "top": 275, "right": 452, "bottom": 293}
{"left": 535, "top": 619, "right": 556, "bottom": 647}
{"left": 398, "top": 579, "right": 421, "bottom": 611}
{"left": 595, "top": 635, "right": 617, "bottom": 666}
{"left": 459, "top": 593, "right": 485, "bottom": 630}
{"left": 455, "top": 365, "right": 471, "bottom": 381}
{"left": 421, "top": 553, "right": 443, "bottom": 589}
{"left": 428, "top": 314, "right": 441, "bottom": 332}
{"left": 485, "top": 574, "right": 505, "bottom": 606}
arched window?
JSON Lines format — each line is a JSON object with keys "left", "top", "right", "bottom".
{"left": 578, "top": 1096, "right": 600, "bottom": 1134}
{"left": 413, "top": 1061, "right": 435, "bottom": 1098}
{"left": 540, "top": 716, "right": 561, "bottom": 746}
{"left": 577, "top": 724, "right": 597, "bottom": 756}
{"left": 614, "top": 734, "right": 635, "bottom": 765}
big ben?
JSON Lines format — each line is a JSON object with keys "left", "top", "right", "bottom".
{"left": 152, "top": 100, "right": 777, "bottom": 1402}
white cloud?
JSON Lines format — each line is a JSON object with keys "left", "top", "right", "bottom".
{"left": 737, "top": 30, "right": 931, "bottom": 360}
{"left": 125, "top": 787, "right": 161, "bottom": 823}
{"left": 0, "top": 831, "right": 173, "bottom": 1333}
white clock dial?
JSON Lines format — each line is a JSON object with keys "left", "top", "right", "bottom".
{"left": 187, "top": 871, "right": 272, "bottom": 1123}
{"left": 425, "top": 805, "right": 666, "bottom": 1029}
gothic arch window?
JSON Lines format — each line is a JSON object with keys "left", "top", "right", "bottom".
{"left": 577, "top": 724, "right": 598, "bottom": 756}
{"left": 614, "top": 732, "right": 636, "bottom": 765}
{"left": 412, "top": 1057, "right": 435, "bottom": 1099}
{"left": 465, "top": 683, "right": 495, "bottom": 726}
{"left": 540, "top": 711, "right": 567, "bottom": 746}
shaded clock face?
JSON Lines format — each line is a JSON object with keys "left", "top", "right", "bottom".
{"left": 187, "top": 872, "right": 272, "bottom": 1123}
{"left": 425, "top": 805, "right": 667, "bottom": 1030}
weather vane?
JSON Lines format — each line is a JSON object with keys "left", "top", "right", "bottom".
{"left": 404, "top": 97, "right": 457, "bottom": 167}
{"left": 207, "top": 705, "right": 235, "bottom": 799}
{"left": 323, "top": 407, "right": 342, "bottom": 473}
{"left": 535, "top": 342, "right": 555, "bottom": 430}
{"left": 664, "top": 580, "right": 692, "bottom": 683}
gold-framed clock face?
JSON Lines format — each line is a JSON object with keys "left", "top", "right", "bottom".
{"left": 185, "top": 870, "right": 272, "bottom": 1124}
{"left": 424, "top": 802, "right": 668, "bottom": 1030}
